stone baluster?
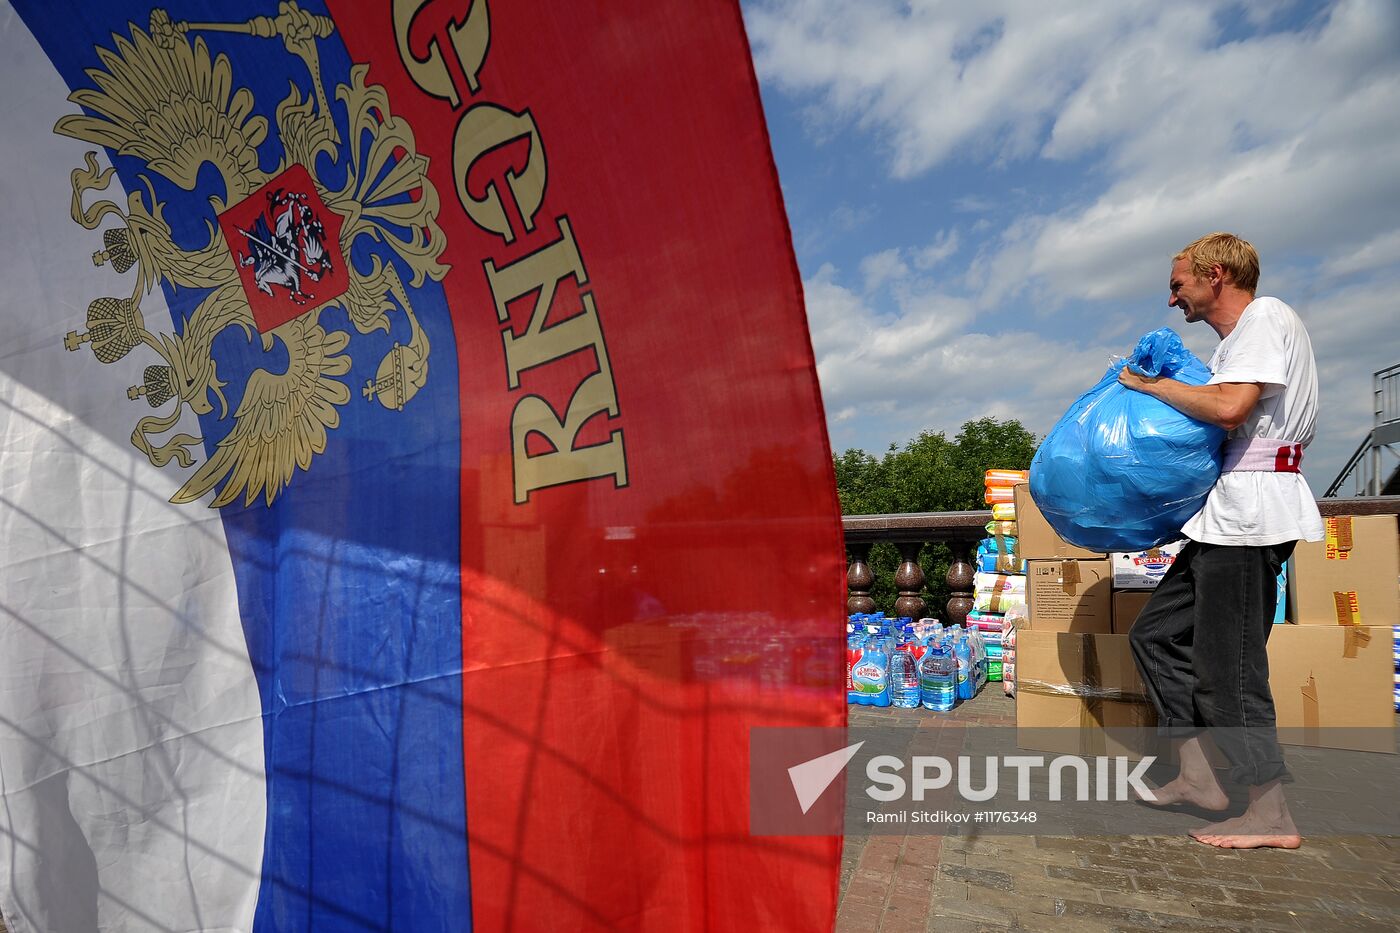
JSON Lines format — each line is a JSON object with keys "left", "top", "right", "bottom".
{"left": 893, "top": 542, "right": 926, "bottom": 620}
{"left": 846, "top": 542, "right": 876, "bottom": 614}
{"left": 945, "top": 541, "right": 975, "bottom": 629}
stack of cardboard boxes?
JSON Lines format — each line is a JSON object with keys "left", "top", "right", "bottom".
{"left": 1012, "top": 483, "right": 1152, "bottom": 755}
{"left": 1014, "top": 484, "right": 1400, "bottom": 756}
{"left": 1272, "top": 515, "right": 1399, "bottom": 750}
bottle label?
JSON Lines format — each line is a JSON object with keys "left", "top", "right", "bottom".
{"left": 852, "top": 662, "right": 887, "bottom": 694}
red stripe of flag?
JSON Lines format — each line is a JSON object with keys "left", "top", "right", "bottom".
{"left": 332, "top": 2, "right": 844, "bottom": 930}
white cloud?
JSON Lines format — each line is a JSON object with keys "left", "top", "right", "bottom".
{"left": 804, "top": 264, "right": 1122, "bottom": 452}
{"left": 796, "top": 202, "right": 876, "bottom": 256}
{"left": 953, "top": 195, "right": 996, "bottom": 213}
{"left": 859, "top": 248, "right": 910, "bottom": 292}
{"left": 754, "top": 0, "right": 1400, "bottom": 486}
{"left": 752, "top": 0, "right": 1400, "bottom": 300}
{"left": 748, "top": 0, "right": 1165, "bottom": 178}
{"left": 914, "top": 229, "right": 961, "bottom": 269}
{"left": 1322, "top": 228, "right": 1400, "bottom": 279}
{"left": 1021, "top": 0, "right": 1400, "bottom": 304}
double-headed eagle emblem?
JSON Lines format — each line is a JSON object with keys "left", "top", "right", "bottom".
{"left": 60, "top": 3, "right": 447, "bottom": 508}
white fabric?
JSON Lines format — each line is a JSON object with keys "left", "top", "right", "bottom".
{"left": 1181, "top": 296, "right": 1325, "bottom": 546}
{"left": 1220, "top": 437, "right": 1302, "bottom": 473}
{"left": 0, "top": 13, "right": 266, "bottom": 932}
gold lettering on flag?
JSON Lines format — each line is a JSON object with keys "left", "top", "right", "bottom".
{"left": 485, "top": 220, "right": 626, "bottom": 501}
{"left": 453, "top": 105, "right": 546, "bottom": 243}
{"left": 393, "top": 0, "right": 490, "bottom": 105}
{"left": 395, "top": 0, "right": 628, "bottom": 504}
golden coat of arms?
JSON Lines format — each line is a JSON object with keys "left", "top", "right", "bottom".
{"left": 60, "top": 3, "right": 447, "bottom": 508}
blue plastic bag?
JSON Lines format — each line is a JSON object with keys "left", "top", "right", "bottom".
{"left": 1029, "top": 328, "right": 1225, "bottom": 551}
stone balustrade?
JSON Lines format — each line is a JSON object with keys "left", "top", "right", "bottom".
{"left": 841, "top": 496, "right": 1400, "bottom": 624}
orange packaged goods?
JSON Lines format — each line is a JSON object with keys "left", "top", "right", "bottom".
{"left": 985, "top": 469, "right": 1030, "bottom": 486}
{"left": 984, "top": 486, "right": 1015, "bottom": 504}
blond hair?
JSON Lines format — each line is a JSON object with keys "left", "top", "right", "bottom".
{"left": 1176, "top": 232, "right": 1259, "bottom": 293}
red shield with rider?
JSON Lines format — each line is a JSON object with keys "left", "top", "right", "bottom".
{"left": 218, "top": 164, "right": 348, "bottom": 334}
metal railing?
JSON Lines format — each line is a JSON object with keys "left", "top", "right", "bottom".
{"left": 1324, "top": 364, "right": 1400, "bottom": 497}
{"left": 1378, "top": 363, "right": 1400, "bottom": 427}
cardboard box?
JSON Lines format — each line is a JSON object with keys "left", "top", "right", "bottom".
{"left": 1289, "top": 515, "right": 1400, "bottom": 625}
{"left": 1110, "top": 541, "right": 1185, "bottom": 589}
{"left": 1013, "top": 484, "right": 1105, "bottom": 560}
{"left": 1111, "top": 590, "right": 1153, "bottom": 635}
{"left": 1112, "top": 563, "right": 1288, "bottom": 634}
{"left": 1267, "top": 624, "right": 1395, "bottom": 752}
{"left": 1017, "top": 625, "right": 1395, "bottom": 759}
{"left": 1027, "top": 560, "right": 1112, "bottom": 633}
{"left": 1015, "top": 631, "right": 1156, "bottom": 757}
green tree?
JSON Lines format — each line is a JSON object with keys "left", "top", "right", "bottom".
{"left": 837, "top": 418, "right": 1037, "bottom": 615}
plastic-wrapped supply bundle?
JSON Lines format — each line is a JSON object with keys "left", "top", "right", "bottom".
{"left": 976, "top": 535, "right": 1023, "bottom": 574}
{"left": 973, "top": 572, "right": 1026, "bottom": 614}
{"left": 965, "top": 609, "right": 1005, "bottom": 634}
{"left": 1002, "top": 605, "right": 1027, "bottom": 697}
{"left": 1030, "top": 328, "right": 1226, "bottom": 551}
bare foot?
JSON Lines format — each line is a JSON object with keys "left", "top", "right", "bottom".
{"left": 1137, "top": 734, "right": 1228, "bottom": 810}
{"left": 1136, "top": 775, "right": 1229, "bottom": 811}
{"left": 1190, "top": 814, "right": 1301, "bottom": 849}
{"left": 1189, "top": 780, "right": 1301, "bottom": 849}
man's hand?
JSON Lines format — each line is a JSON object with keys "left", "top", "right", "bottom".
{"left": 1118, "top": 365, "right": 1161, "bottom": 394}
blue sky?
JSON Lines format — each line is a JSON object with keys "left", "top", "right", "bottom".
{"left": 744, "top": 0, "right": 1400, "bottom": 494}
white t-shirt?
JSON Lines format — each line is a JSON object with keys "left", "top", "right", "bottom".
{"left": 1181, "top": 296, "right": 1325, "bottom": 546}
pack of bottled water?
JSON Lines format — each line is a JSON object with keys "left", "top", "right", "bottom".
{"left": 846, "top": 614, "right": 997, "bottom": 711}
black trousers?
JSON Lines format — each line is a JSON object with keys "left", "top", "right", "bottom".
{"left": 1128, "top": 540, "right": 1295, "bottom": 786}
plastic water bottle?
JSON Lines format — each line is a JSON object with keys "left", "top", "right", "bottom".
{"left": 851, "top": 638, "right": 891, "bottom": 707}
{"left": 889, "top": 644, "right": 921, "bottom": 708}
{"left": 980, "top": 631, "right": 991, "bottom": 691}
{"left": 907, "top": 634, "right": 927, "bottom": 666}
{"left": 953, "top": 634, "right": 974, "bottom": 701}
{"left": 969, "top": 630, "right": 987, "bottom": 693}
{"left": 919, "top": 643, "right": 956, "bottom": 711}
{"left": 846, "top": 625, "right": 864, "bottom": 705}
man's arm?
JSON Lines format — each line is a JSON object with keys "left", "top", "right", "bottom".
{"left": 1117, "top": 367, "right": 1261, "bottom": 431}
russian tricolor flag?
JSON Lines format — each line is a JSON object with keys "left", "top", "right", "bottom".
{"left": 0, "top": 1, "right": 843, "bottom": 930}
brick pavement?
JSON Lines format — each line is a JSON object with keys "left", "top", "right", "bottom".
{"left": 841, "top": 692, "right": 1400, "bottom": 932}
{"left": 0, "top": 695, "right": 1390, "bottom": 933}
